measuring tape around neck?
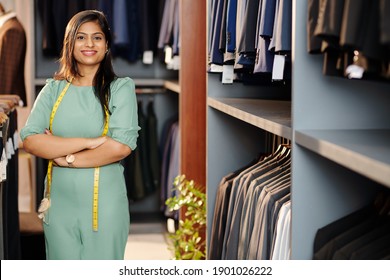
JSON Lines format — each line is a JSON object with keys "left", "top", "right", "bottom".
{"left": 46, "top": 80, "right": 109, "bottom": 232}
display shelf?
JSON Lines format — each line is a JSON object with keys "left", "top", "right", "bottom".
{"left": 164, "top": 80, "right": 180, "bottom": 94}
{"left": 208, "top": 97, "right": 292, "bottom": 139}
{"left": 295, "top": 129, "right": 390, "bottom": 188}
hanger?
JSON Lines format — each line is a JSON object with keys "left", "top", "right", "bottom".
{"left": 264, "top": 131, "right": 271, "bottom": 154}
{"left": 0, "top": 94, "right": 21, "bottom": 106}
{"left": 0, "top": 3, "right": 5, "bottom": 16}
{"left": 379, "top": 195, "right": 390, "bottom": 216}
{"left": 0, "top": 111, "right": 8, "bottom": 126}
{"left": 281, "top": 139, "right": 291, "bottom": 149}
{"left": 373, "top": 192, "right": 390, "bottom": 216}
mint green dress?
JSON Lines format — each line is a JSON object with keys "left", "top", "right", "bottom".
{"left": 20, "top": 77, "right": 140, "bottom": 260}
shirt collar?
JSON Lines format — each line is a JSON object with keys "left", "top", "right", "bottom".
{"left": 0, "top": 12, "right": 16, "bottom": 28}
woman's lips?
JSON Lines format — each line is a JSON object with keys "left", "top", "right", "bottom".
{"left": 81, "top": 50, "right": 97, "bottom": 56}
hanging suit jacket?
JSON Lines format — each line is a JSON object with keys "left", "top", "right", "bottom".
{"left": 314, "top": 215, "right": 387, "bottom": 259}
{"left": 312, "top": 204, "right": 376, "bottom": 254}
{"left": 209, "top": 0, "right": 225, "bottom": 65}
{"left": 332, "top": 221, "right": 390, "bottom": 259}
{"left": 350, "top": 234, "right": 390, "bottom": 260}
{"left": 254, "top": 0, "right": 276, "bottom": 73}
{"left": 224, "top": 0, "right": 237, "bottom": 63}
{"left": 208, "top": 156, "right": 260, "bottom": 259}
{"left": 224, "top": 153, "right": 287, "bottom": 259}
{"left": 380, "top": 0, "right": 390, "bottom": 46}
{"left": 146, "top": 100, "right": 160, "bottom": 192}
{"left": 307, "top": 0, "right": 323, "bottom": 53}
{"left": 0, "top": 14, "right": 27, "bottom": 105}
{"left": 236, "top": 0, "right": 261, "bottom": 67}
{"left": 37, "top": 0, "right": 87, "bottom": 57}
{"left": 159, "top": 115, "right": 178, "bottom": 212}
{"left": 138, "top": 0, "right": 161, "bottom": 54}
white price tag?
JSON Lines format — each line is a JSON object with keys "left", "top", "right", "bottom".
{"left": 172, "top": 55, "right": 180, "bottom": 70}
{"left": 143, "top": 50, "right": 154, "bottom": 64}
{"left": 13, "top": 131, "right": 19, "bottom": 150}
{"left": 222, "top": 65, "right": 234, "bottom": 84}
{"left": 346, "top": 64, "right": 364, "bottom": 79}
{"left": 6, "top": 139, "right": 13, "bottom": 159}
{"left": 164, "top": 46, "right": 173, "bottom": 64}
{"left": 272, "top": 54, "right": 285, "bottom": 80}
{"left": 1, "top": 148, "right": 6, "bottom": 181}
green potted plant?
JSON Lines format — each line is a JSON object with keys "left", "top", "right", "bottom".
{"left": 165, "top": 174, "right": 206, "bottom": 260}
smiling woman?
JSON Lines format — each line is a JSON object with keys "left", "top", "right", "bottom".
{"left": 72, "top": 22, "right": 108, "bottom": 83}
{"left": 20, "top": 10, "right": 140, "bottom": 260}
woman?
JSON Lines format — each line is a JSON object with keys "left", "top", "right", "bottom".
{"left": 20, "top": 10, "right": 140, "bottom": 260}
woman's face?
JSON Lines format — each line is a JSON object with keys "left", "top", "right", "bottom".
{"left": 73, "top": 21, "right": 107, "bottom": 71}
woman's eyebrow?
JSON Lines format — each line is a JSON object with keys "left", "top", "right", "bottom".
{"left": 76, "top": 31, "right": 104, "bottom": 35}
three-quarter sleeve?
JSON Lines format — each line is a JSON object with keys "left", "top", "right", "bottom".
{"left": 108, "top": 77, "right": 140, "bottom": 150}
{"left": 19, "top": 79, "right": 58, "bottom": 141}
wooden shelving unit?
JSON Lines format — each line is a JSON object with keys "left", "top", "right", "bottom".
{"left": 295, "top": 129, "right": 390, "bottom": 188}
{"left": 164, "top": 80, "right": 180, "bottom": 94}
{"left": 208, "top": 97, "right": 292, "bottom": 139}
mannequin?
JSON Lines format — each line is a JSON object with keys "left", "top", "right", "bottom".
{"left": 0, "top": 1, "right": 27, "bottom": 106}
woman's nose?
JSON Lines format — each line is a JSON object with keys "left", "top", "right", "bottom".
{"left": 86, "top": 36, "right": 94, "bottom": 47}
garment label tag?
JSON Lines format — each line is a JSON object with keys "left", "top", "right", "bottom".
{"left": 222, "top": 65, "right": 234, "bottom": 84}
{"left": 143, "top": 50, "right": 154, "bottom": 64}
{"left": 6, "top": 139, "right": 12, "bottom": 159}
{"left": 346, "top": 64, "right": 364, "bottom": 79}
{"left": 272, "top": 54, "right": 285, "bottom": 80}
{"left": 8, "top": 138, "right": 15, "bottom": 156}
{"left": 13, "top": 131, "right": 18, "bottom": 150}
{"left": 209, "top": 64, "right": 224, "bottom": 73}
{"left": 172, "top": 55, "right": 180, "bottom": 70}
{"left": 164, "top": 46, "right": 173, "bottom": 64}
{"left": 1, "top": 148, "right": 6, "bottom": 181}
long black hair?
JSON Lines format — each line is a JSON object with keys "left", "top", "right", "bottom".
{"left": 54, "top": 10, "right": 116, "bottom": 123}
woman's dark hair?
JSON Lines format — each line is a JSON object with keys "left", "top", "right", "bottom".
{"left": 54, "top": 10, "right": 116, "bottom": 122}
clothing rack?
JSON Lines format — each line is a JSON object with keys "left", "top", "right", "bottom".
{"left": 265, "top": 132, "right": 291, "bottom": 155}
{"left": 0, "top": 95, "right": 21, "bottom": 114}
{"left": 135, "top": 79, "right": 179, "bottom": 95}
{"left": 0, "top": 3, "right": 5, "bottom": 15}
{"left": 208, "top": 144, "right": 292, "bottom": 260}
{"left": 0, "top": 94, "right": 21, "bottom": 259}
{"left": 135, "top": 87, "right": 165, "bottom": 95}
{"left": 0, "top": 94, "right": 22, "bottom": 106}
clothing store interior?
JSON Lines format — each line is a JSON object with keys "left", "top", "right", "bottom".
{"left": 1, "top": 0, "right": 390, "bottom": 260}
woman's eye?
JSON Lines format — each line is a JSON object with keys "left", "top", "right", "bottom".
{"left": 94, "top": 36, "right": 103, "bottom": 40}
{"left": 76, "top": 35, "right": 85, "bottom": 40}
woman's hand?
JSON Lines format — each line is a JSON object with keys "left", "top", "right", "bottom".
{"left": 87, "top": 136, "right": 108, "bottom": 149}
{"left": 52, "top": 156, "right": 67, "bottom": 167}
{"left": 44, "top": 128, "right": 52, "bottom": 135}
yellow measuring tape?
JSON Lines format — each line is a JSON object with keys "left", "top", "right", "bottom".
{"left": 92, "top": 106, "right": 109, "bottom": 231}
{"left": 46, "top": 80, "right": 109, "bottom": 232}
{"left": 46, "top": 81, "right": 72, "bottom": 200}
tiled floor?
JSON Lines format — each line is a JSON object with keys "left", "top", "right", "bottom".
{"left": 125, "top": 222, "right": 173, "bottom": 260}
